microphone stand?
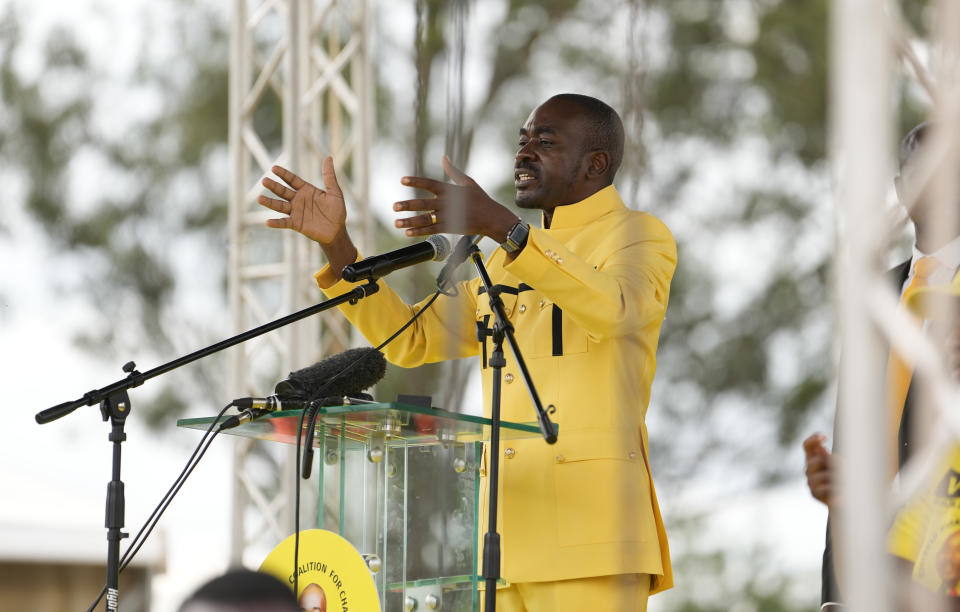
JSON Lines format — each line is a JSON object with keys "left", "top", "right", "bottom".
{"left": 469, "top": 247, "right": 556, "bottom": 612}
{"left": 34, "top": 280, "right": 380, "bottom": 610}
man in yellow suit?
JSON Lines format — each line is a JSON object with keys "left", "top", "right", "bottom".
{"left": 258, "top": 94, "right": 676, "bottom": 611}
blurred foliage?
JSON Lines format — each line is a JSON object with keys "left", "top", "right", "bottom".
{"left": 641, "top": 0, "right": 926, "bottom": 488}
{"left": 0, "top": 3, "right": 231, "bottom": 424}
{"left": 656, "top": 513, "right": 816, "bottom": 612}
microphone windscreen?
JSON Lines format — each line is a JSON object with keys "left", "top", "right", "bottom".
{"left": 275, "top": 347, "right": 387, "bottom": 400}
{"left": 428, "top": 234, "right": 452, "bottom": 262}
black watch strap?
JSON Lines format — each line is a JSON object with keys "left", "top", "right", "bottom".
{"left": 502, "top": 220, "right": 530, "bottom": 254}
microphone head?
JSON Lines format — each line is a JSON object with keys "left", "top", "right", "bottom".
{"left": 275, "top": 347, "right": 388, "bottom": 400}
{"left": 428, "top": 234, "right": 452, "bottom": 262}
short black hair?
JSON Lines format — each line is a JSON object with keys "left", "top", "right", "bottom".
{"left": 899, "top": 121, "right": 929, "bottom": 170}
{"left": 547, "top": 93, "right": 625, "bottom": 182}
{"left": 179, "top": 569, "right": 298, "bottom": 612}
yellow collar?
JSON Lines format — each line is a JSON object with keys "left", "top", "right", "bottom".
{"left": 542, "top": 184, "right": 625, "bottom": 230}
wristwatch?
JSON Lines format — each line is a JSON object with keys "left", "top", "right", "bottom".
{"left": 501, "top": 220, "right": 530, "bottom": 254}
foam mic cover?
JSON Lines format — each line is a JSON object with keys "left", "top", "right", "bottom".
{"left": 274, "top": 347, "right": 387, "bottom": 400}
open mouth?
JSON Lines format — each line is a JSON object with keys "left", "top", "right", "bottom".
{"left": 515, "top": 170, "right": 537, "bottom": 188}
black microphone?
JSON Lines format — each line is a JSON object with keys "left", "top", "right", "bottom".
{"left": 298, "top": 347, "right": 388, "bottom": 479}
{"left": 224, "top": 348, "right": 388, "bottom": 431}
{"left": 341, "top": 235, "right": 451, "bottom": 283}
{"left": 437, "top": 234, "right": 482, "bottom": 290}
{"left": 275, "top": 347, "right": 387, "bottom": 400}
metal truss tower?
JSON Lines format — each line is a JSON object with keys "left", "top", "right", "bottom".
{"left": 227, "top": 0, "right": 372, "bottom": 565}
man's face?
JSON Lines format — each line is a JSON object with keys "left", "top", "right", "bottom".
{"left": 298, "top": 584, "right": 326, "bottom": 612}
{"left": 514, "top": 98, "right": 590, "bottom": 210}
{"left": 898, "top": 152, "right": 960, "bottom": 232}
{"left": 897, "top": 157, "right": 935, "bottom": 223}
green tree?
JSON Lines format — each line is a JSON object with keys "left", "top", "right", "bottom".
{"left": 5, "top": 0, "right": 939, "bottom": 609}
{"left": 0, "top": 4, "right": 233, "bottom": 427}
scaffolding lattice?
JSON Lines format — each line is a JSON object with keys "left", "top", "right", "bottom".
{"left": 227, "top": 0, "right": 372, "bottom": 564}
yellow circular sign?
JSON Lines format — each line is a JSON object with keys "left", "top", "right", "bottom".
{"left": 259, "top": 529, "right": 381, "bottom": 612}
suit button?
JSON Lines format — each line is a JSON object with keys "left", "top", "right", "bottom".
{"left": 504, "top": 373, "right": 514, "bottom": 384}
{"left": 555, "top": 454, "right": 565, "bottom": 463}
{"left": 539, "top": 299, "right": 545, "bottom": 308}
{"left": 555, "top": 257, "right": 563, "bottom": 264}
{"left": 504, "top": 448, "right": 516, "bottom": 459}
{"left": 518, "top": 304, "right": 526, "bottom": 314}
{"left": 545, "top": 250, "right": 554, "bottom": 257}
{"left": 628, "top": 452, "right": 637, "bottom": 460}
{"left": 504, "top": 307, "right": 512, "bottom": 315}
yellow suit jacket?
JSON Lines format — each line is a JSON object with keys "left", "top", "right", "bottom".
{"left": 315, "top": 185, "right": 677, "bottom": 593}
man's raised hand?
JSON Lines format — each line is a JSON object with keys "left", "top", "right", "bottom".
{"left": 393, "top": 155, "right": 518, "bottom": 243}
{"left": 258, "top": 157, "right": 347, "bottom": 246}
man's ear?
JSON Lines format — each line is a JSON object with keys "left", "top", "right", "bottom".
{"left": 585, "top": 150, "right": 611, "bottom": 180}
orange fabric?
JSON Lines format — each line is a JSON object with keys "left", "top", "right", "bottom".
{"left": 887, "top": 256, "right": 939, "bottom": 477}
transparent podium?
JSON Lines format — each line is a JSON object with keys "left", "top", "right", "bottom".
{"left": 178, "top": 402, "right": 547, "bottom": 611}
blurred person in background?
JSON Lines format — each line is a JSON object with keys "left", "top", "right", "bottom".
{"left": 804, "top": 121, "right": 960, "bottom": 608}
{"left": 257, "top": 93, "right": 676, "bottom": 611}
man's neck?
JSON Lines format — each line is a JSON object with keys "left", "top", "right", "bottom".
{"left": 915, "top": 222, "right": 960, "bottom": 254}
{"left": 543, "top": 209, "right": 554, "bottom": 229}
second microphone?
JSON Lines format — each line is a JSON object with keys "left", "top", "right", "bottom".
{"left": 341, "top": 235, "right": 451, "bottom": 283}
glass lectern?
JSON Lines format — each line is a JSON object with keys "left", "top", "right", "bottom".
{"left": 178, "top": 402, "right": 547, "bottom": 611}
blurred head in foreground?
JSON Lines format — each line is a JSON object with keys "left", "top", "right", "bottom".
{"left": 179, "top": 569, "right": 298, "bottom": 612}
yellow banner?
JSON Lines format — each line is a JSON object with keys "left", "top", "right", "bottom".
{"left": 260, "top": 529, "right": 381, "bottom": 612}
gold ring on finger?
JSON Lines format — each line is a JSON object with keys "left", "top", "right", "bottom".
{"left": 429, "top": 212, "right": 438, "bottom": 225}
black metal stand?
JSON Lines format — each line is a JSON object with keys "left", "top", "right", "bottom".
{"left": 101, "top": 385, "right": 132, "bottom": 612}
{"left": 34, "top": 280, "right": 380, "bottom": 610}
{"left": 470, "top": 248, "right": 556, "bottom": 612}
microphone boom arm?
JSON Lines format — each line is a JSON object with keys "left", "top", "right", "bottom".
{"left": 36, "top": 281, "right": 381, "bottom": 424}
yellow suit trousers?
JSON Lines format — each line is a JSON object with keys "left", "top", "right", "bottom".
{"left": 483, "top": 574, "right": 651, "bottom": 612}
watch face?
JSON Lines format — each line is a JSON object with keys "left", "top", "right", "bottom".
{"left": 505, "top": 221, "right": 528, "bottom": 252}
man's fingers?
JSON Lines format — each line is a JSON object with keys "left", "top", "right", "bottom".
{"left": 321, "top": 157, "right": 343, "bottom": 197}
{"left": 805, "top": 454, "right": 830, "bottom": 475}
{"left": 395, "top": 213, "right": 437, "bottom": 230}
{"left": 442, "top": 155, "right": 478, "bottom": 187}
{"left": 401, "top": 175, "right": 447, "bottom": 194}
{"left": 394, "top": 198, "right": 437, "bottom": 213}
{"left": 265, "top": 217, "right": 293, "bottom": 230}
{"left": 802, "top": 432, "right": 828, "bottom": 458}
{"left": 271, "top": 165, "right": 305, "bottom": 189}
{"left": 401, "top": 225, "right": 443, "bottom": 237}
{"left": 810, "top": 486, "right": 833, "bottom": 506}
{"left": 261, "top": 178, "right": 297, "bottom": 201}
{"left": 257, "top": 195, "right": 291, "bottom": 214}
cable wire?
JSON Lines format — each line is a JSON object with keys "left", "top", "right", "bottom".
{"left": 84, "top": 403, "right": 232, "bottom": 612}
{"left": 292, "top": 289, "right": 444, "bottom": 594}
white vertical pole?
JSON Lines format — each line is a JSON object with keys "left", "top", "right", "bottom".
{"left": 227, "top": 0, "right": 250, "bottom": 566}
{"left": 832, "top": 0, "right": 894, "bottom": 609}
